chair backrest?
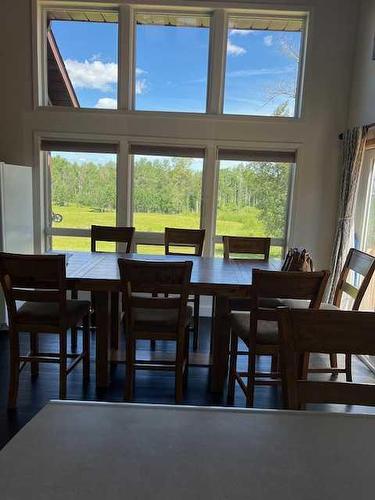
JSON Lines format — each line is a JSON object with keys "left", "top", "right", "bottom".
{"left": 0, "top": 252, "right": 66, "bottom": 328}
{"left": 279, "top": 308, "right": 375, "bottom": 409}
{"left": 252, "top": 269, "right": 330, "bottom": 322}
{"left": 118, "top": 259, "right": 193, "bottom": 335}
{"left": 333, "top": 248, "right": 375, "bottom": 310}
{"left": 282, "top": 248, "right": 314, "bottom": 272}
{"left": 91, "top": 225, "right": 135, "bottom": 253}
{"left": 223, "top": 236, "right": 271, "bottom": 261}
{"left": 164, "top": 228, "right": 205, "bottom": 256}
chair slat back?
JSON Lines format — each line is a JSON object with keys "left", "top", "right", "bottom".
{"left": 0, "top": 252, "right": 66, "bottom": 326}
{"left": 333, "top": 248, "right": 375, "bottom": 309}
{"left": 118, "top": 259, "right": 192, "bottom": 334}
{"left": 164, "top": 228, "right": 205, "bottom": 256}
{"left": 91, "top": 225, "right": 135, "bottom": 253}
{"left": 279, "top": 309, "right": 375, "bottom": 408}
{"left": 223, "top": 236, "right": 271, "bottom": 261}
{"left": 253, "top": 270, "right": 329, "bottom": 321}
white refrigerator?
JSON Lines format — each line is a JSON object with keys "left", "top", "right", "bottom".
{"left": 0, "top": 162, "right": 34, "bottom": 328}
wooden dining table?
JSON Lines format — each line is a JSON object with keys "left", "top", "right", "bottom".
{"left": 1, "top": 401, "right": 374, "bottom": 499}
{"left": 64, "top": 251, "right": 281, "bottom": 391}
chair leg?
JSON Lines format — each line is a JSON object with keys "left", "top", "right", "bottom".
{"left": 175, "top": 335, "right": 186, "bottom": 404}
{"left": 345, "top": 354, "right": 353, "bottom": 382}
{"left": 125, "top": 333, "right": 135, "bottom": 401}
{"left": 271, "top": 353, "right": 278, "bottom": 379}
{"left": 184, "top": 327, "right": 190, "bottom": 388}
{"left": 193, "top": 295, "right": 200, "bottom": 351}
{"left": 30, "top": 332, "right": 39, "bottom": 377}
{"left": 227, "top": 333, "right": 238, "bottom": 405}
{"left": 209, "top": 296, "right": 216, "bottom": 355}
{"left": 82, "top": 315, "right": 90, "bottom": 383}
{"left": 301, "top": 353, "right": 310, "bottom": 380}
{"left": 71, "top": 327, "right": 78, "bottom": 352}
{"left": 150, "top": 339, "right": 156, "bottom": 351}
{"left": 8, "top": 331, "right": 20, "bottom": 409}
{"left": 59, "top": 332, "right": 67, "bottom": 400}
{"left": 246, "top": 348, "right": 256, "bottom": 408}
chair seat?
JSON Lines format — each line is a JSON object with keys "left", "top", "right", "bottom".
{"left": 16, "top": 300, "right": 91, "bottom": 327}
{"left": 259, "top": 298, "right": 339, "bottom": 311}
{"left": 231, "top": 311, "right": 278, "bottom": 345}
{"left": 133, "top": 305, "right": 193, "bottom": 333}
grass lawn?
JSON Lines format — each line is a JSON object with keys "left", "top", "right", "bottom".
{"left": 51, "top": 204, "right": 281, "bottom": 256}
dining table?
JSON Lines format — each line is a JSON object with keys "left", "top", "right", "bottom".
{"left": 64, "top": 251, "right": 281, "bottom": 391}
{"left": 1, "top": 400, "right": 374, "bottom": 499}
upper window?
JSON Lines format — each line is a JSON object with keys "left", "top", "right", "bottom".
{"left": 135, "top": 13, "right": 210, "bottom": 113}
{"left": 47, "top": 9, "right": 118, "bottom": 109}
{"left": 224, "top": 15, "right": 305, "bottom": 117}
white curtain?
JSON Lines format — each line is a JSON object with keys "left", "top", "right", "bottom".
{"left": 328, "top": 126, "right": 369, "bottom": 302}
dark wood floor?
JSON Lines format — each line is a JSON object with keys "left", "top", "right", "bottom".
{"left": 1, "top": 318, "right": 375, "bottom": 449}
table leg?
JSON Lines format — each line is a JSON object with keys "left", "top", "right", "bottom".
{"left": 95, "top": 291, "right": 110, "bottom": 388}
{"left": 210, "top": 295, "right": 231, "bottom": 393}
{"left": 110, "top": 292, "right": 120, "bottom": 350}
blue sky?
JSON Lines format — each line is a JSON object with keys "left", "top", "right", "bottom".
{"left": 51, "top": 20, "right": 301, "bottom": 116}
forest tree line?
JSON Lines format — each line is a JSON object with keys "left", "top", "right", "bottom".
{"left": 50, "top": 155, "right": 291, "bottom": 237}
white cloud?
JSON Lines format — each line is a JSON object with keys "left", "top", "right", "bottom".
{"left": 136, "top": 67, "right": 146, "bottom": 75}
{"left": 264, "top": 35, "right": 273, "bottom": 47}
{"left": 227, "top": 39, "right": 246, "bottom": 56}
{"left": 227, "top": 66, "right": 295, "bottom": 78}
{"left": 64, "top": 59, "right": 118, "bottom": 91}
{"left": 136, "top": 79, "right": 147, "bottom": 95}
{"left": 95, "top": 97, "right": 117, "bottom": 109}
{"left": 229, "top": 29, "right": 253, "bottom": 36}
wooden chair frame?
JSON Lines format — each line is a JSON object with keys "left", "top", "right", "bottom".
{"left": 279, "top": 308, "right": 375, "bottom": 409}
{"left": 118, "top": 259, "right": 193, "bottom": 403}
{"left": 0, "top": 252, "right": 90, "bottom": 408}
{"left": 72, "top": 225, "right": 135, "bottom": 351}
{"left": 223, "top": 236, "right": 271, "bottom": 261}
{"left": 163, "top": 227, "right": 205, "bottom": 351}
{"left": 227, "top": 269, "right": 330, "bottom": 407}
{"left": 306, "top": 248, "right": 375, "bottom": 381}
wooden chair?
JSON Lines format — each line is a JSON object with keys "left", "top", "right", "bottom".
{"left": 279, "top": 308, "right": 375, "bottom": 410}
{"left": 227, "top": 269, "right": 330, "bottom": 407}
{"left": 164, "top": 227, "right": 205, "bottom": 351}
{"left": 72, "top": 225, "right": 135, "bottom": 350}
{"left": 223, "top": 236, "right": 271, "bottom": 261}
{"left": 118, "top": 259, "right": 193, "bottom": 403}
{"left": 282, "top": 248, "right": 375, "bottom": 380}
{"left": 0, "top": 252, "right": 90, "bottom": 408}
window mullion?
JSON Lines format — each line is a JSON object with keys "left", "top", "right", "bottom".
{"left": 201, "top": 145, "right": 219, "bottom": 256}
{"left": 118, "top": 5, "right": 134, "bottom": 110}
{"left": 207, "top": 9, "right": 228, "bottom": 115}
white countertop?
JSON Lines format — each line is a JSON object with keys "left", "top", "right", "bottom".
{"left": 0, "top": 401, "right": 374, "bottom": 499}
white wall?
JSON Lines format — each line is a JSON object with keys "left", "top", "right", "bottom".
{"left": 348, "top": 0, "right": 375, "bottom": 128}
{"left": 0, "top": 0, "right": 361, "bottom": 268}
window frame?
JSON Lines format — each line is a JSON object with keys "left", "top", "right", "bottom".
{"left": 34, "top": 1, "right": 309, "bottom": 119}
{"left": 38, "top": 131, "right": 297, "bottom": 258}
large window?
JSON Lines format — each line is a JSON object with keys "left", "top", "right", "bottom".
{"left": 39, "top": 5, "right": 307, "bottom": 117}
{"left": 215, "top": 150, "right": 295, "bottom": 256}
{"left": 130, "top": 146, "right": 204, "bottom": 252}
{"left": 135, "top": 13, "right": 210, "bottom": 113}
{"left": 224, "top": 16, "right": 304, "bottom": 117}
{"left": 42, "top": 142, "right": 118, "bottom": 251}
{"left": 47, "top": 10, "right": 118, "bottom": 109}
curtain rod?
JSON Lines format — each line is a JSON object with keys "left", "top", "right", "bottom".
{"left": 339, "top": 122, "right": 375, "bottom": 140}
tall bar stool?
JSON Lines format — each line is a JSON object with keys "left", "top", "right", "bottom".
{"left": 119, "top": 259, "right": 193, "bottom": 403}
{"left": 71, "top": 225, "right": 135, "bottom": 351}
{"left": 163, "top": 227, "right": 205, "bottom": 351}
{"left": 227, "top": 269, "right": 329, "bottom": 407}
{"left": 0, "top": 252, "right": 91, "bottom": 408}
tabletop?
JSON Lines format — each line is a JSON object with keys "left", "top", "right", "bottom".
{"left": 64, "top": 251, "right": 280, "bottom": 294}
{"left": 0, "top": 401, "right": 374, "bottom": 499}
